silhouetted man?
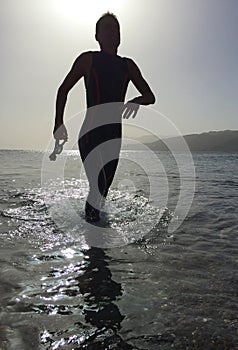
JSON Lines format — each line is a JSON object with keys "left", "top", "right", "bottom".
{"left": 53, "top": 12, "right": 155, "bottom": 222}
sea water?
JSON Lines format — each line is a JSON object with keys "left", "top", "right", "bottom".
{"left": 0, "top": 150, "right": 237, "bottom": 349}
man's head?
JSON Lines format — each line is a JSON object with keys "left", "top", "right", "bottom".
{"left": 95, "top": 12, "right": 120, "bottom": 50}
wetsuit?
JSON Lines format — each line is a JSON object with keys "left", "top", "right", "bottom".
{"left": 78, "top": 51, "right": 130, "bottom": 217}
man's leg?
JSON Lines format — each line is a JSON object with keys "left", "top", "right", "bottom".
{"left": 78, "top": 124, "right": 121, "bottom": 222}
{"left": 78, "top": 134, "right": 102, "bottom": 222}
{"left": 98, "top": 158, "right": 120, "bottom": 199}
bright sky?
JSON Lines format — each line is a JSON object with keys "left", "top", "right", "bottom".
{"left": 1, "top": 0, "right": 238, "bottom": 150}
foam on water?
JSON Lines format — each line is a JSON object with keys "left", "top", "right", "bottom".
{"left": 0, "top": 178, "right": 173, "bottom": 251}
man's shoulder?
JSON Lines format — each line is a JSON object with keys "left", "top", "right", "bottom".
{"left": 121, "top": 56, "right": 136, "bottom": 65}
{"left": 73, "top": 51, "right": 95, "bottom": 69}
{"left": 120, "top": 56, "right": 138, "bottom": 71}
{"left": 75, "top": 51, "right": 93, "bottom": 60}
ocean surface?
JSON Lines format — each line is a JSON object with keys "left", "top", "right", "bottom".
{"left": 0, "top": 149, "right": 237, "bottom": 350}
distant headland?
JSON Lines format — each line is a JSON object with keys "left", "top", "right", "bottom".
{"left": 122, "top": 130, "right": 238, "bottom": 152}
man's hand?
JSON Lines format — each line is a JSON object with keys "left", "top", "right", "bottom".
{"left": 53, "top": 123, "right": 68, "bottom": 141}
{"left": 122, "top": 101, "right": 140, "bottom": 119}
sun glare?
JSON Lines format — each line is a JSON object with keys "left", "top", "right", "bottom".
{"left": 56, "top": 0, "right": 124, "bottom": 24}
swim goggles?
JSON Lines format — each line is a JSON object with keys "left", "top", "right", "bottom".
{"left": 49, "top": 139, "right": 67, "bottom": 161}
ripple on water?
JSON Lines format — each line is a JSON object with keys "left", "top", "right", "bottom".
{"left": 1, "top": 179, "right": 174, "bottom": 250}
{"left": 0, "top": 173, "right": 237, "bottom": 349}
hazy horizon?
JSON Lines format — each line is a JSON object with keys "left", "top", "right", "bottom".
{"left": 0, "top": 128, "right": 237, "bottom": 151}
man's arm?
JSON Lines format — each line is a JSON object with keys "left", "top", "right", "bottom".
{"left": 126, "top": 58, "right": 156, "bottom": 105}
{"left": 53, "top": 52, "right": 91, "bottom": 139}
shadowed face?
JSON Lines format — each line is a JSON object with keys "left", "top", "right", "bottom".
{"left": 96, "top": 16, "right": 120, "bottom": 49}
